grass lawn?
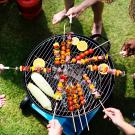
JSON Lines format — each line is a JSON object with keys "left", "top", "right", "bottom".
{"left": 0, "top": 0, "right": 135, "bottom": 135}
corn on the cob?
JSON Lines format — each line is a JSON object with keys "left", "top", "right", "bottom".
{"left": 31, "top": 72, "right": 54, "bottom": 98}
{"left": 27, "top": 82, "right": 52, "bottom": 111}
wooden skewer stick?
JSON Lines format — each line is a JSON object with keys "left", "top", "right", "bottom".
{"left": 94, "top": 40, "right": 110, "bottom": 50}
{"left": 71, "top": 112, "right": 76, "bottom": 132}
{"left": 99, "top": 99, "right": 105, "bottom": 110}
{"left": 52, "top": 102, "right": 58, "bottom": 120}
{"left": 77, "top": 109, "right": 83, "bottom": 130}
{"left": 83, "top": 106, "right": 90, "bottom": 131}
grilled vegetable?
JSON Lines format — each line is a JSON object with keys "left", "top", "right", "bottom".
{"left": 31, "top": 72, "right": 54, "bottom": 98}
{"left": 27, "top": 82, "right": 52, "bottom": 111}
{"left": 77, "top": 41, "right": 88, "bottom": 51}
{"left": 72, "top": 37, "right": 79, "bottom": 45}
{"left": 33, "top": 58, "right": 45, "bottom": 68}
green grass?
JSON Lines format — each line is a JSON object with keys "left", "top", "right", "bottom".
{"left": 0, "top": 0, "right": 135, "bottom": 135}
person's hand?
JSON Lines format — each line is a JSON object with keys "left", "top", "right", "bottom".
{"left": 120, "top": 39, "right": 135, "bottom": 57}
{"left": 47, "top": 119, "right": 63, "bottom": 135}
{"left": 103, "top": 108, "right": 125, "bottom": 126}
{"left": 65, "top": 6, "right": 84, "bottom": 18}
{"left": 0, "top": 64, "right": 4, "bottom": 73}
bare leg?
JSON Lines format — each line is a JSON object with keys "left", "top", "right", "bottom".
{"left": 0, "top": 94, "right": 6, "bottom": 108}
{"left": 52, "top": 0, "right": 74, "bottom": 24}
{"left": 91, "top": 1, "right": 104, "bottom": 35}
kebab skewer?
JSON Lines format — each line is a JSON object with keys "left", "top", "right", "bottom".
{"left": 87, "top": 63, "right": 125, "bottom": 76}
{"left": 71, "top": 54, "right": 108, "bottom": 64}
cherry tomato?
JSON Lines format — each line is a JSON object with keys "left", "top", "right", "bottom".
{"left": 54, "top": 61, "right": 60, "bottom": 65}
{"left": 66, "top": 49, "right": 70, "bottom": 52}
{"left": 76, "top": 56, "right": 81, "bottom": 60}
{"left": 71, "top": 85, "right": 76, "bottom": 90}
{"left": 80, "top": 96, "right": 84, "bottom": 101}
{"left": 66, "top": 89, "right": 70, "bottom": 93}
{"left": 84, "top": 50, "right": 89, "bottom": 56}
{"left": 77, "top": 87, "right": 82, "bottom": 92}
{"left": 88, "top": 49, "right": 94, "bottom": 54}
{"left": 80, "top": 100, "right": 85, "bottom": 105}
{"left": 78, "top": 91, "right": 84, "bottom": 96}
{"left": 80, "top": 53, "right": 85, "bottom": 58}
{"left": 67, "top": 96, "right": 73, "bottom": 101}
{"left": 68, "top": 106, "right": 74, "bottom": 111}
{"left": 71, "top": 91, "right": 76, "bottom": 94}
{"left": 61, "top": 51, "right": 66, "bottom": 55}
{"left": 68, "top": 101, "right": 74, "bottom": 106}
{"left": 60, "top": 75, "right": 68, "bottom": 80}
{"left": 61, "top": 41, "right": 66, "bottom": 46}
{"left": 93, "top": 65, "right": 98, "bottom": 71}
{"left": 61, "top": 46, "right": 66, "bottom": 51}
{"left": 61, "top": 54, "right": 65, "bottom": 60}
{"left": 53, "top": 45, "right": 59, "bottom": 49}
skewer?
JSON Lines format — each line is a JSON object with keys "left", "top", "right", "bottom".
{"left": 99, "top": 99, "right": 105, "bottom": 110}
{"left": 52, "top": 102, "right": 58, "bottom": 120}
{"left": 77, "top": 109, "right": 83, "bottom": 130}
{"left": 69, "top": 14, "right": 72, "bottom": 31}
{"left": 3, "top": 66, "right": 19, "bottom": 70}
{"left": 94, "top": 40, "right": 110, "bottom": 49}
{"left": 71, "top": 112, "right": 76, "bottom": 132}
{"left": 83, "top": 106, "right": 89, "bottom": 131}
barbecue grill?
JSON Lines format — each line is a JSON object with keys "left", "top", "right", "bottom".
{"left": 20, "top": 33, "right": 114, "bottom": 135}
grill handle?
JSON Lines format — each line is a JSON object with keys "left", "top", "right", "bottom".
{"left": 90, "top": 34, "right": 111, "bottom": 52}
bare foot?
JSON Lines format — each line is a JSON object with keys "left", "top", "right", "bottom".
{"left": 91, "top": 22, "right": 103, "bottom": 35}
{"left": 52, "top": 9, "right": 66, "bottom": 24}
{"left": 0, "top": 94, "right": 6, "bottom": 108}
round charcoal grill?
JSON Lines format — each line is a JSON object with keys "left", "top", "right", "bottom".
{"left": 24, "top": 34, "right": 114, "bottom": 117}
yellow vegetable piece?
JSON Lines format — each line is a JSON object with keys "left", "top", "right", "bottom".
{"left": 72, "top": 37, "right": 79, "bottom": 45}
{"left": 89, "top": 84, "right": 95, "bottom": 89}
{"left": 98, "top": 63, "right": 109, "bottom": 75}
{"left": 33, "top": 58, "right": 45, "bottom": 68}
{"left": 77, "top": 41, "right": 88, "bottom": 51}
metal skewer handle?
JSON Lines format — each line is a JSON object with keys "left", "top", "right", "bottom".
{"left": 99, "top": 99, "right": 105, "bottom": 110}
{"left": 83, "top": 106, "right": 90, "bottom": 131}
{"left": 71, "top": 112, "right": 76, "bottom": 132}
{"left": 77, "top": 109, "right": 83, "bottom": 130}
{"left": 52, "top": 102, "right": 58, "bottom": 120}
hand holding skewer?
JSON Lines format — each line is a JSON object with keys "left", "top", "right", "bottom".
{"left": 0, "top": 64, "right": 4, "bottom": 73}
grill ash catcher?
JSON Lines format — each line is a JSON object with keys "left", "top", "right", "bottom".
{"left": 3, "top": 17, "right": 124, "bottom": 135}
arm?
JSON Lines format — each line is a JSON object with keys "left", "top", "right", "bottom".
{"left": 65, "top": 0, "right": 100, "bottom": 17}
{"left": 103, "top": 108, "right": 135, "bottom": 135}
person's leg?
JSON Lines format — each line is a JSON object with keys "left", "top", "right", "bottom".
{"left": 52, "top": 0, "right": 74, "bottom": 24}
{"left": 91, "top": 1, "right": 104, "bottom": 35}
{"left": 0, "top": 94, "right": 6, "bottom": 108}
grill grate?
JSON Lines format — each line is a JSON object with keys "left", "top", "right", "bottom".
{"left": 24, "top": 34, "right": 114, "bottom": 117}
